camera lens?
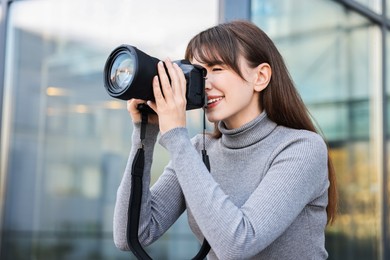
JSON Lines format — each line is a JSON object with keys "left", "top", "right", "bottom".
{"left": 110, "top": 52, "right": 136, "bottom": 92}
{"left": 104, "top": 45, "right": 159, "bottom": 100}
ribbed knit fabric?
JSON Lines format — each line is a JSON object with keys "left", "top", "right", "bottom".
{"left": 113, "top": 112, "right": 329, "bottom": 260}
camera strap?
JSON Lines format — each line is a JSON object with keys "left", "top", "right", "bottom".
{"left": 127, "top": 110, "right": 211, "bottom": 260}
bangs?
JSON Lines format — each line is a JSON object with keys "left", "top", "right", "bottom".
{"left": 185, "top": 26, "right": 242, "bottom": 77}
{"left": 186, "top": 39, "right": 225, "bottom": 66}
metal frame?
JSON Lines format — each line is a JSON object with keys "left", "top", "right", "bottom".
{"left": 335, "top": 0, "right": 390, "bottom": 27}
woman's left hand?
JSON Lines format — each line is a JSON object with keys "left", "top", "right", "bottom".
{"left": 147, "top": 58, "right": 187, "bottom": 134}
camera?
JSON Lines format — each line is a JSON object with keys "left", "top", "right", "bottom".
{"left": 103, "top": 44, "right": 206, "bottom": 111}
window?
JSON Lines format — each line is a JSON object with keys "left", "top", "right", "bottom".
{"left": 252, "top": 0, "right": 383, "bottom": 259}
{"left": 0, "top": 0, "right": 218, "bottom": 259}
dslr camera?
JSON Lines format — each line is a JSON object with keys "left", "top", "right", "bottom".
{"left": 103, "top": 44, "right": 206, "bottom": 111}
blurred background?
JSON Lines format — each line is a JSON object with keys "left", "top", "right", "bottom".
{"left": 0, "top": 0, "right": 389, "bottom": 259}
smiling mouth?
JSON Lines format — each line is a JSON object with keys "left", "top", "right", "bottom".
{"left": 206, "top": 96, "right": 224, "bottom": 108}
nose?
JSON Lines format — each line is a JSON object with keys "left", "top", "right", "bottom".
{"left": 204, "top": 77, "right": 212, "bottom": 91}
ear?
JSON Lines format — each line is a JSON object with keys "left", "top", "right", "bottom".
{"left": 253, "top": 63, "right": 271, "bottom": 92}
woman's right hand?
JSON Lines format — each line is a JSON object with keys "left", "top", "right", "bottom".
{"left": 127, "top": 99, "right": 159, "bottom": 124}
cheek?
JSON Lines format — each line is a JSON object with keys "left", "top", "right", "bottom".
{"left": 228, "top": 83, "right": 254, "bottom": 102}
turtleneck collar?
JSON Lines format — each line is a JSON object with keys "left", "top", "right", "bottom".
{"left": 218, "top": 112, "right": 277, "bottom": 149}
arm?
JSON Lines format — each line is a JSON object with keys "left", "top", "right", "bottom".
{"left": 159, "top": 127, "right": 329, "bottom": 259}
{"left": 113, "top": 122, "right": 186, "bottom": 250}
{"left": 113, "top": 55, "right": 189, "bottom": 251}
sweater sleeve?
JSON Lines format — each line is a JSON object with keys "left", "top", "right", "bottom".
{"left": 159, "top": 127, "right": 329, "bottom": 260}
{"left": 113, "top": 123, "right": 186, "bottom": 250}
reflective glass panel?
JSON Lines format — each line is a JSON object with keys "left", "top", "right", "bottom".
{"left": 252, "top": 0, "right": 382, "bottom": 259}
{"left": 0, "top": 0, "right": 218, "bottom": 259}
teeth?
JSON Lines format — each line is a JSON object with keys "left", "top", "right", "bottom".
{"left": 207, "top": 97, "right": 223, "bottom": 104}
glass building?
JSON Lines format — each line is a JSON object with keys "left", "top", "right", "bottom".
{"left": 0, "top": 0, "right": 389, "bottom": 259}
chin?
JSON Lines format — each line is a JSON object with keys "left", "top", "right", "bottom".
{"left": 205, "top": 114, "right": 218, "bottom": 124}
{"left": 206, "top": 109, "right": 228, "bottom": 123}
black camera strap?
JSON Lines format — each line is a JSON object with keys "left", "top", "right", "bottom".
{"left": 127, "top": 110, "right": 211, "bottom": 259}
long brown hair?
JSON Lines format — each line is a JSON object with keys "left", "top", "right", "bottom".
{"left": 185, "top": 20, "right": 337, "bottom": 224}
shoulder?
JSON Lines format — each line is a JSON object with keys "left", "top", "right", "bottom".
{"left": 272, "top": 126, "right": 328, "bottom": 161}
{"left": 277, "top": 125, "right": 326, "bottom": 146}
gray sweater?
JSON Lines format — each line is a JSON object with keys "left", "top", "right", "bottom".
{"left": 113, "top": 112, "right": 329, "bottom": 259}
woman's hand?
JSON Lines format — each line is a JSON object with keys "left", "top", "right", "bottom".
{"left": 127, "top": 99, "right": 159, "bottom": 125}
{"left": 147, "top": 59, "right": 187, "bottom": 134}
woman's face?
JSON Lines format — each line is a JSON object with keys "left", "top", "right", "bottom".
{"left": 192, "top": 56, "right": 269, "bottom": 129}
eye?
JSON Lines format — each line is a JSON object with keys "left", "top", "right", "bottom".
{"left": 212, "top": 67, "right": 223, "bottom": 71}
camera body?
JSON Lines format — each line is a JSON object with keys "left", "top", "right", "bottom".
{"left": 103, "top": 45, "right": 206, "bottom": 110}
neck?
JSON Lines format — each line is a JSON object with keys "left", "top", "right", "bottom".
{"left": 223, "top": 109, "right": 262, "bottom": 130}
{"left": 218, "top": 112, "right": 277, "bottom": 149}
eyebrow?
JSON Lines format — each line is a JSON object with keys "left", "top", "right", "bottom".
{"left": 205, "top": 61, "right": 225, "bottom": 67}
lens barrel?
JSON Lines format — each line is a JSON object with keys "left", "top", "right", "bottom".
{"left": 104, "top": 45, "right": 160, "bottom": 101}
{"left": 103, "top": 44, "right": 206, "bottom": 110}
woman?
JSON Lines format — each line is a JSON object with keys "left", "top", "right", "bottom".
{"left": 113, "top": 20, "right": 337, "bottom": 259}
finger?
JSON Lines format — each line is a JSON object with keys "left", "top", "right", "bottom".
{"left": 126, "top": 100, "right": 132, "bottom": 113}
{"left": 146, "top": 100, "right": 157, "bottom": 113}
{"left": 173, "top": 62, "right": 186, "bottom": 98}
{"left": 127, "top": 99, "right": 144, "bottom": 113}
{"left": 127, "top": 99, "right": 146, "bottom": 122}
{"left": 157, "top": 61, "right": 174, "bottom": 103}
{"left": 164, "top": 59, "right": 181, "bottom": 96}
{"left": 170, "top": 62, "right": 186, "bottom": 110}
{"left": 152, "top": 75, "right": 166, "bottom": 105}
